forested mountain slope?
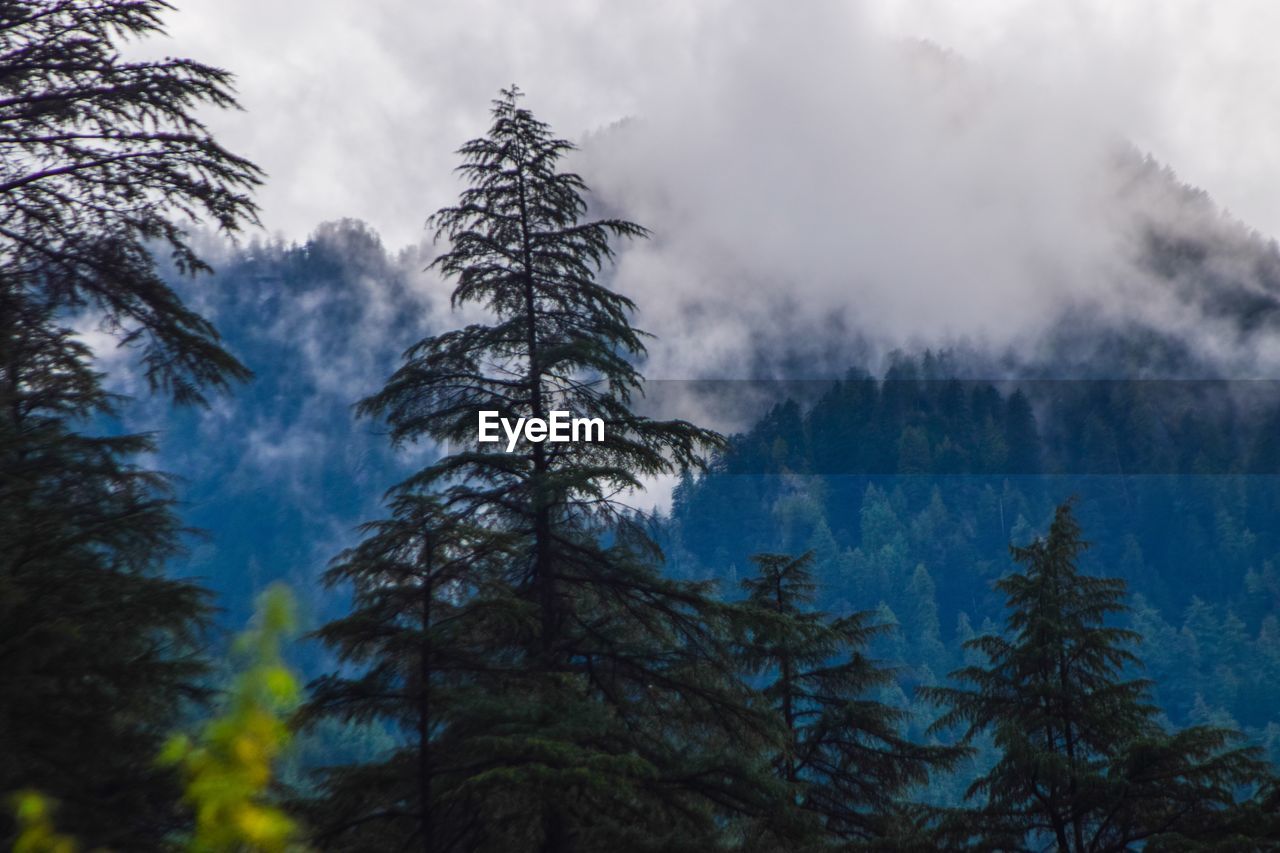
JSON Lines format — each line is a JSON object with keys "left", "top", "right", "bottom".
{"left": 660, "top": 368, "right": 1280, "bottom": 761}
{"left": 133, "top": 221, "right": 435, "bottom": 628}
{"left": 128, "top": 154, "right": 1280, "bottom": 746}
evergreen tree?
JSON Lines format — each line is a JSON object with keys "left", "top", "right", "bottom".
{"left": 0, "top": 293, "right": 212, "bottom": 847}
{"left": 925, "top": 501, "right": 1271, "bottom": 851}
{"left": 738, "top": 551, "right": 957, "bottom": 846}
{"left": 299, "top": 494, "right": 519, "bottom": 851}
{"left": 323, "top": 87, "right": 787, "bottom": 851}
{"left": 0, "top": 0, "right": 260, "bottom": 401}
{"left": 0, "top": 1, "right": 258, "bottom": 844}
{"left": 1004, "top": 389, "right": 1040, "bottom": 475}
{"left": 906, "top": 562, "right": 947, "bottom": 675}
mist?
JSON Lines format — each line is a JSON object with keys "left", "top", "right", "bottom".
{"left": 574, "top": 2, "right": 1280, "bottom": 379}
{"left": 136, "top": 0, "right": 1280, "bottom": 381}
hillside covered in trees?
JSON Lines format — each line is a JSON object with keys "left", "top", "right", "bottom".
{"left": 662, "top": 372, "right": 1280, "bottom": 753}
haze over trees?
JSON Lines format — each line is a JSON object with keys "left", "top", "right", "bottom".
{"left": 294, "top": 92, "right": 1279, "bottom": 851}
{"left": 3, "top": 1, "right": 1280, "bottom": 850}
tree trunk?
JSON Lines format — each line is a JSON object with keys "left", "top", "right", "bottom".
{"left": 419, "top": 545, "right": 435, "bottom": 853}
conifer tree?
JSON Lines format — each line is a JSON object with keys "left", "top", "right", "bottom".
{"left": 1, "top": 1, "right": 258, "bottom": 844}
{"left": 925, "top": 501, "right": 1271, "bottom": 851}
{"left": 299, "top": 494, "right": 519, "bottom": 851}
{"left": 317, "top": 87, "right": 788, "bottom": 851}
{"left": 0, "top": 0, "right": 260, "bottom": 401}
{"left": 738, "top": 551, "right": 956, "bottom": 846}
{"left": 0, "top": 292, "right": 212, "bottom": 848}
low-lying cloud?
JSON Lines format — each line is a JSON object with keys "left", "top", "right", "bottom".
{"left": 576, "top": 2, "right": 1280, "bottom": 379}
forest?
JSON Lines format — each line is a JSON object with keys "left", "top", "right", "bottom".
{"left": 4, "top": 1, "right": 1280, "bottom": 851}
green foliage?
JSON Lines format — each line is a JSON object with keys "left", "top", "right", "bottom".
{"left": 161, "top": 584, "right": 304, "bottom": 853}
{"left": 9, "top": 792, "right": 77, "bottom": 853}
{"left": 7, "top": 586, "right": 306, "bottom": 853}
{"left": 738, "top": 551, "right": 959, "bottom": 845}
{"left": 313, "top": 87, "right": 790, "bottom": 850}
{"left": 924, "top": 502, "right": 1272, "bottom": 850}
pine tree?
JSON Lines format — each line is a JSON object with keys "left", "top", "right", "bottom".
{"left": 738, "top": 551, "right": 957, "bottom": 846}
{"left": 0, "top": 0, "right": 260, "bottom": 401}
{"left": 1, "top": 1, "right": 258, "bottom": 844}
{"left": 906, "top": 562, "right": 947, "bottom": 675}
{"left": 0, "top": 293, "right": 212, "bottom": 848}
{"left": 320, "top": 87, "right": 787, "bottom": 851}
{"left": 925, "top": 501, "right": 1272, "bottom": 851}
{"left": 299, "top": 494, "right": 520, "bottom": 851}
{"left": 1004, "top": 389, "right": 1040, "bottom": 475}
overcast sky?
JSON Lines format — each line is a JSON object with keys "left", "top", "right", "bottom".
{"left": 146, "top": 1, "right": 1280, "bottom": 251}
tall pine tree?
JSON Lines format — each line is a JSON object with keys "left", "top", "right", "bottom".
{"left": 738, "top": 551, "right": 957, "bottom": 847}
{"left": 311, "top": 88, "right": 789, "bottom": 851}
{"left": 925, "top": 501, "right": 1271, "bottom": 851}
{"left": 1, "top": 0, "right": 259, "bottom": 844}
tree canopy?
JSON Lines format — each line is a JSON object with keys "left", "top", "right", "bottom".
{"left": 0, "top": 0, "right": 261, "bottom": 401}
{"left": 1, "top": 0, "right": 259, "bottom": 845}
{"left": 925, "top": 502, "right": 1272, "bottom": 850}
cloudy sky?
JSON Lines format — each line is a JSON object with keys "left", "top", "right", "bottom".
{"left": 145, "top": 1, "right": 1280, "bottom": 250}
{"left": 127, "top": 0, "right": 1280, "bottom": 377}
{"left": 114, "top": 0, "right": 1280, "bottom": 553}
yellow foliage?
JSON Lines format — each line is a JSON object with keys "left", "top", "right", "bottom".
{"left": 10, "top": 791, "right": 77, "bottom": 853}
{"left": 159, "top": 583, "right": 307, "bottom": 852}
{"left": 9, "top": 585, "right": 307, "bottom": 853}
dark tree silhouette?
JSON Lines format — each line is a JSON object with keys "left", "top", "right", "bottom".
{"left": 925, "top": 502, "right": 1271, "bottom": 851}
{"left": 0, "top": 0, "right": 260, "bottom": 401}
{"left": 312, "top": 87, "right": 790, "bottom": 852}
{"left": 739, "top": 551, "right": 957, "bottom": 846}
{"left": 0, "top": 1, "right": 258, "bottom": 845}
{"left": 0, "top": 293, "right": 211, "bottom": 848}
{"left": 299, "top": 495, "right": 520, "bottom": 852}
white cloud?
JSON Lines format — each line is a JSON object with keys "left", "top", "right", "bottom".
{"left": 139, "top": 0, "right": 1280, "bottom": 252}
{"left": 120, "top": 1, "right": 1280, "bottom": 380}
